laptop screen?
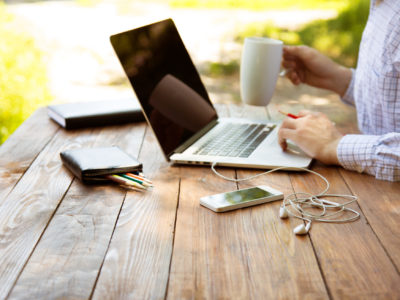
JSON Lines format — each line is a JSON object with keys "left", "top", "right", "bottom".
{"left": 110, "top": 19, "right": 218, "bottom": 158}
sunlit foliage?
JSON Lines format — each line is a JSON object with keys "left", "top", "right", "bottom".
{"left": 0, "top": 4, "right": 52, "bottom": 144}
{"left": 205, "top": 0, "right": 369, "bottom": 77}
{"left": 235, "top": 0, "right": 370, "bottom": 67}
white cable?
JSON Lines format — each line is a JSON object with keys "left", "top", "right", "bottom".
{"left": 211, "top": 162, "right": 360, "bottom": 234}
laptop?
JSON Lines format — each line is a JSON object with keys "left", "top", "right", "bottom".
{"left": 110, "top": 18, "right": 312, "bottom": 169}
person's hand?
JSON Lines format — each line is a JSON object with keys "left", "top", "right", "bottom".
{"left": 282, "top": 45, "right": 352, "bottom": 97}
{"left": 278, "top": 110, "right": 343, "bottom": 165}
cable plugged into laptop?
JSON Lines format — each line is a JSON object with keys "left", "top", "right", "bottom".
{"left": 211, "top": 162, "right": 360, "bottom": 236}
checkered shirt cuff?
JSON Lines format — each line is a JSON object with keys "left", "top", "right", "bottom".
{"left": 337, "top": 134, "right": 400, "bottom": 181}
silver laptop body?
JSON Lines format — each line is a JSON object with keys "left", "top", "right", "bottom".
{"left": 110, "top": 18, "right": 311, "bottom": 169}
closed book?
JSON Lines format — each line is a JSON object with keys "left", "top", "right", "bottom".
{"left": 47, "top": 99, "right": 145, "bottom": 129}
{"left": 60, "top": 146, "right": 142, "bottom": 183}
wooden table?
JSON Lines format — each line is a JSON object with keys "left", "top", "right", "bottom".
{"left": 0, "top": 103, "right": 399, "bottom": 299}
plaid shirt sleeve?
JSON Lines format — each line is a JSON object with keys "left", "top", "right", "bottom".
{"left": 337, "top": 133, "right": 400, "bottom": 181}
{"left": 336, "top": 1, "right": 400, "bottom": 181}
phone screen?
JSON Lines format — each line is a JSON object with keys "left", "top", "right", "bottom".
{"left": 211, "top": 187, "right": 275, "bottom": 205}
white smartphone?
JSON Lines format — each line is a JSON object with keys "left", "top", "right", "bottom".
{"left": 200, "top": 185, "right": 283, "bottom": 212}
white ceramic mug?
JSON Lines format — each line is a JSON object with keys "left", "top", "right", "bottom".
{"left": 240, "top": 37, "right": 283, "bottom": 106}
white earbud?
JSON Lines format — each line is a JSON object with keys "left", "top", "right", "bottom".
{"left": 293, "top": 221, "right": 311, "bottom": 235}
{"left": 279, "top": 206, "right": 288, "bottom": 218}
{"left": 210, "top": 162, "right": 360, "bottom": 237}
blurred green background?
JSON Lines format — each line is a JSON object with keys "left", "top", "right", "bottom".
{"left": 0, "top": 0, "right": 369, "bottom": 145}
{"left": 208, "top": 0, "right": 369, "bottom": 76}
{"left": 0, "top": 3, "right": 52, "bottom": 144}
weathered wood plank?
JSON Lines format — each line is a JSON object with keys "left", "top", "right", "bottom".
{"left": 233, "top": 169, "right": 329, "bottom": 299}
{"left": 0, "top": 129, "right": 85, "bottom": 299}
{"left": 231, "top": 103, "right": 329, "bottom": 298}
{"left": 9, "top": 183, "right": 125, "bottom": 300}
{"left": 168, "top": 103, "right": 327, "bottom": 298}
{"left": 270, "top": 88, "right": 399, "bottom": 296}
{"left": 166, "top": 103, "right": 253, "bottom": 299}
{"left": 92, "top": 103, "right": 238, "bottom": 299}
{"left": 0, "top": 108, "right": 59, "bottom": 203}
{"left": 8, "top": 123, "right": 146, "bottom": 299}
{"left": 2, "top": 96, "right": 397, "bottom": 300}
{"left": 290, "top": 164, "right": 400, "bottom": 299}
{"left": 91, "top": 127, "right": 180, "bottom": 299}
{"left": 339, "top": 168, "right": 400, "bottom": 272}
{"left": 167, "top": 165, "right": 247, "bottom": 299}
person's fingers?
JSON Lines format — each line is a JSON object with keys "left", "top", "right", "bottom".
{"left": 278, "top": 137, "right": 287, "bottom": 150}
{"left": 282, "top": 45, "right": 291, "bottom": 55}
{"left": 282, "top": 60, "right": 296, "bottom": 69}
{"left": 297, "top": 69, "right": 305, "bottom": 82}
{"left": 283, "top": 45, "right": 311, "bottom": 61}
{"left": 278, "top": 127, "right": 288, "bottom": 150}
{"left": 297, "top": 110, "right": 312, "bottom": 117}
{"left": 280, "top": 117, "right": 297, "bottom": 129}
{"left": 282, "top": 52, "right": 297, "bottom": 61}
{"left": 278, "top": 128, "right": 297, "bottom": 150}
{"left": 283, "top": 45, "right": 300, "bottom": 56}
{"left": 284, "top": 69, "right": 296, "bottom": 84}
{"left": 288, "top": 72, "right": 301, "bottom": 85}
{"left": 278, "top": 119, "right": 297, "bottom": 150}
{"left": 284, "top": 64, "right": 305, "bottom": 84}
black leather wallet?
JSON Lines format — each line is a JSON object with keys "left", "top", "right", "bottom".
{"left": 60, "top": 146, "right": 142, "bottom": 183}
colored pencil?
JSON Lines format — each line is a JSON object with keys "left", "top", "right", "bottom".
{"left": 278, "top": 110, "right": 300, "bottom": 119}
{"left": 120, "top": 174, "right": 153, "bottom": 187}
{"left": 106, "top": 175, "right": 147, "bottom": 190}
{"left": 126, "top": 172, "right": 153, "bottom": 184}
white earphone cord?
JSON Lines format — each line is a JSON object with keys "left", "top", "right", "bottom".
{"left": 211, "top": 162, "right": 360, "bottom": 235}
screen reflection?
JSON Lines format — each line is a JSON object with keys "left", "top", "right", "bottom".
{"left": 111, "top": 19, "right": 217, "bottom": 157}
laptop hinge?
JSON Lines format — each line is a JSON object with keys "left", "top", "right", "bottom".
{"left": 170, "top": 119, "right": 219, "bottom": 156}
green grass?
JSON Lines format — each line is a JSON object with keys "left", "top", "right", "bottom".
{"left": 0, "top": 4, "right": 52, "bottom": 144}
{"left": 170, "top": 0, "right": 348, "bottom": 10}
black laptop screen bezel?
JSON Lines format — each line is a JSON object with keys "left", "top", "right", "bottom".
{"left": 110, "top": 18, "right": 218, "bottom": 159}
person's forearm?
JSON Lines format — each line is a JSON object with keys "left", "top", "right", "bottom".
{"left": 329, "top": 66, "right": 352, "bottom": 97}
{"left": 320, "top": 137, "right": 341, "bottom": 165}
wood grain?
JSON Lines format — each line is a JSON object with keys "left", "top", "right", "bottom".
{"left": 91, "top": 127, "right": 180, "bottom": 299}
{"left": 166, "top": 103, "right": 324, "bottom": 299}
{"left": 289, "top": 163, "right": 400, "bottom": 299}
{"left": 167, "top": 164, "right": 245, "bottom": 299}
{"left": 231, "top": 103, "right": 329, "bottom": 298}
{"left": 339, "top": 168, "right": 400, "bottom": 271}
{"left": 235, "top": 169, "right": 330, "bottom": 299}
{"left": 9, "top": 183, "right": 126, "bottom": 300}
{"left": 166, "top": 103, "right": 249, "bottom": 299}
{"left": 0, "top": 127, "right": 86, "bottom": 299}
{"left": 8, "top": 123, "right": 146, "bottom": 299}
{"left": 0, "top": 108, "right": 59, "bottom": 203}
{"left": 1, "top": 99, "right": 399, "bottom": 300}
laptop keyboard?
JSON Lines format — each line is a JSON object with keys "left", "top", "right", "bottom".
{"left": 193, "top": 122, "right": 276, "bottom": 158}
